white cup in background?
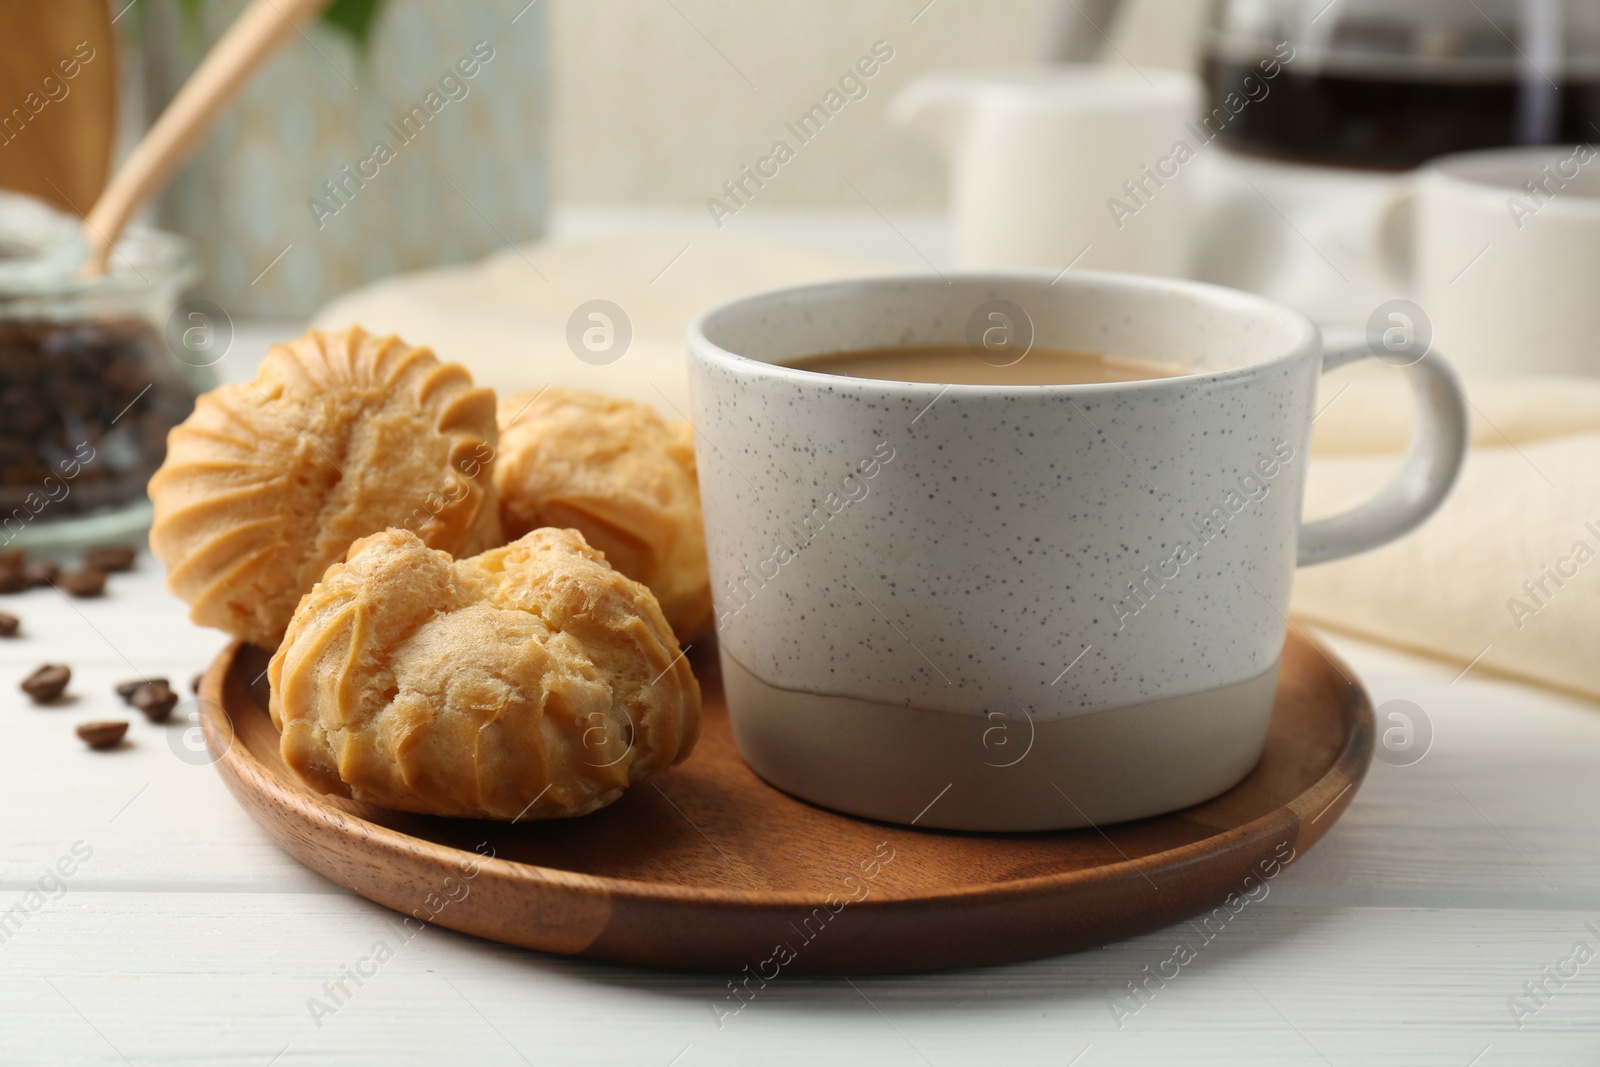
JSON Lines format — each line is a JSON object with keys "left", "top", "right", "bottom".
{"left": 892, "top": 66, "right": 1199, "bottom": 276}
{"left": 1381, "top": 145, "right": 1600, "bottom": 378}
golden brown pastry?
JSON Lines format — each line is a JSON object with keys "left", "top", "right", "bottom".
{"left": 268, "top": 527, "right": 700, "bottom": 820}
{"left": 148, "top": 326, "right": 501, "bottom": 648}
{"left": 494, "top": 388, "right": 711, "bottom": 639}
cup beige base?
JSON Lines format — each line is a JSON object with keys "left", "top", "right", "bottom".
{"left": 722, "top": 650, "right": 1281, "bottom": 832}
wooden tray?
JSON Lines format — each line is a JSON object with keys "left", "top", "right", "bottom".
{"left": 199, "top": 630, "right": 1372, "bottom": 974}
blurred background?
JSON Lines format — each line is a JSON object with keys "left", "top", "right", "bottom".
{"left": 2, "top": 0, "right": 1220, "bottom": 320}
{"left": 7, "top": 0, "right": 1594, "bottom": 328}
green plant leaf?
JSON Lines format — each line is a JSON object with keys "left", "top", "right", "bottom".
{"left": 318, "top": 0, "right": 386, "bottom": 51}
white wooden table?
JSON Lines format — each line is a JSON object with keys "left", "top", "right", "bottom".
{"left": 2, "top": 553, "right": 1597, "bottom": 1066}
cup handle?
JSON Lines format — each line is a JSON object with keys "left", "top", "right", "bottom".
{"left": 1296, "top": 339, "right": 1470, "bottom": 567}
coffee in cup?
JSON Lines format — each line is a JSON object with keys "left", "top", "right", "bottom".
{"left": 787, "top": 345, "right": 1183, "bottom": 386}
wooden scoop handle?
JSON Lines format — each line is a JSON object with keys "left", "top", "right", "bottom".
{"left": 81, "top": 0, "right": 326, "bottom": 275}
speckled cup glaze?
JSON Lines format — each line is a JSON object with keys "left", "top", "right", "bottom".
{"left": 687, "top": 272, "right": 1467, "bottom": 831}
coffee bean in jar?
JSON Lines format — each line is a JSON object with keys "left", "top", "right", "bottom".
{"left": 0, "top": 192, "right": 203, "bottom": 546}
{"left": 0, "top": 317, "right": 196, "bottom": 519}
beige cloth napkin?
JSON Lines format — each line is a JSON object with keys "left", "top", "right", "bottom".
{"left": 1299, "top": 362, "right": 1600, "bottom": 698}
{"left": 315, "top": 235, "right": 1600, "bottom": 699}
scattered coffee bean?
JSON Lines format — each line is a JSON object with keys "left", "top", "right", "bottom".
{"left": 75, "top": 720, "right": 128, "bottom": 750}
{"left": 21, "top": 559, "right": 57, "bottom": 587}
{"left": 0, "top": 567, "right": 23, "bottom": 594}
{"left": 190, "top": 672, "right": 203, "bottom": 695}
{"left": 20, "top": 663, "right": 70, "bottom": 703}
{"left": 0, "top": 548, "right": 22, "bottom": 568}
{"left": 0, "top": 612, "right": 17, "bottom": 637}
{"left": 115, "top": 677, "right": 167, "bottom": 702}
{"left": 58, "top": 569, "right": 105, "bottom": 597}
{"left": 131, "top": 681, "right": 178, "bottom": 723}
{"left": 84, "top": 546, "right": 136, "bottom": 573}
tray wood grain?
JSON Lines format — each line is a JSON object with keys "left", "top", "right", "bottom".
{"left": 199, "top": 629, "right": 1372, "bottom": 974}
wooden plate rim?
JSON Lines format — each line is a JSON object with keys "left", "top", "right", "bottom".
{"left": 200, "top": 631, "right": 1371, "bottom": 910}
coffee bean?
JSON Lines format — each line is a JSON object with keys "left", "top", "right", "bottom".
{"left": 0, "top": 566, "right": 23, "bottom": 594}
{"left": 0, "top": 547, "right": 22, "bottom": 568}
{"left": 115, "top": 677, "right": 167, "bottom": 702}
{"left": 84, "top": 546, "right": 136, "bottom": 573}
{"left": 58, "top": 569, "right": 105, "bottom": 597}
{"left": 131, "top": 682, "right": 178, "bottom": 723}
{"left": 190, "top": 672, "right": 203, "bottom": 694}
{"left": 76, "top": 720, "right": 128, "bottom": 750}
{"left": 20, "top": 663, "right": 70, "bottom": 703}
{"left": 0, "top": 612, "right": 17, "bottom": 637}
{"left": 21, "top": 559, "right": 57, "bottom": 587}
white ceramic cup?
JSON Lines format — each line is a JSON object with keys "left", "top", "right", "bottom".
{"left": 686, "top": 272, "right": 1467, "bottom": 831}
{"left": 1380, "top": 144, "right": 1600, "bottom": 377}
{"left": 892, "top": 67, "right": 1199, "bottom": 276}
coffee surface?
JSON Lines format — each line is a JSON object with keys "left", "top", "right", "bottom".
{"left": 786, "top": 345, "right": 1183, "bottom": 386}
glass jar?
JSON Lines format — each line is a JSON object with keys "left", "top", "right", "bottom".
{"left": 0, "top": 193, "right": 203, "bottom": 552}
